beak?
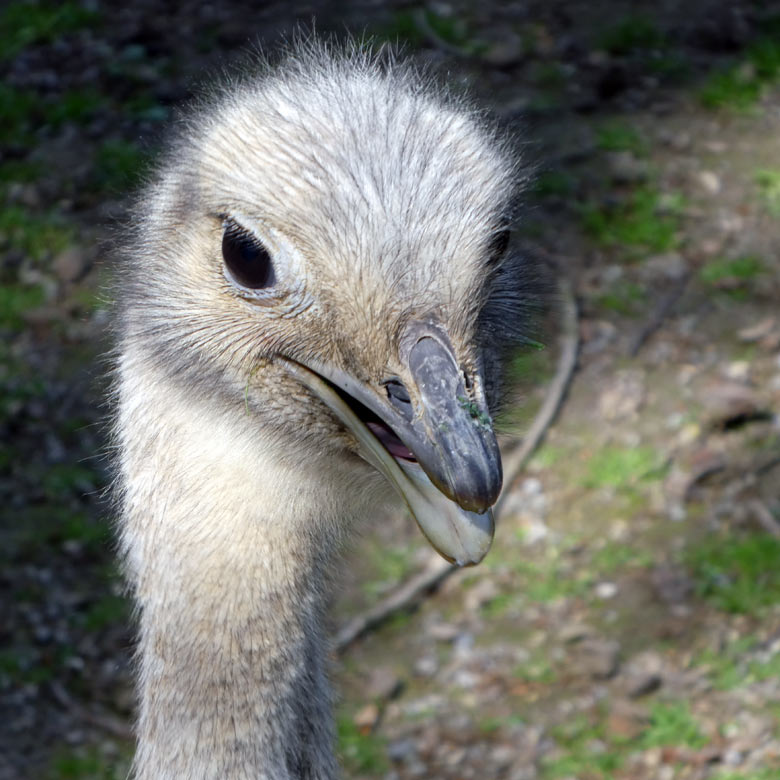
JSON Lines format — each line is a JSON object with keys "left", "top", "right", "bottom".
{"left": 281, "top": 322, "right": 501, "bottom": 566}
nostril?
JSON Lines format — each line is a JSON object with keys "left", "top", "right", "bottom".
{"left": 385, "top": 379, "right": 412, "bottom": 418}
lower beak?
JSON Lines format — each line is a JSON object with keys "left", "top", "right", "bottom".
{"left": 281, "top": 332, "right": 500, "bottom": 567}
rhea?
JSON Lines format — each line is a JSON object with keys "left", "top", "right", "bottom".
{"left": 115, "top": 43, "right": 524, "bottom": 779}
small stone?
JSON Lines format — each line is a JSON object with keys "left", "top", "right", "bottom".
{"left": 703, "top": 140, "right": 727, "bottom": 154}
{"left": 387, "top": 737, "right": 417, "bottom": 763}
{"left": 413, "top": 656, "right": 438, "bottom": 677}
{"left": 578, "top": 637, "right": 621, "bottom": 679}
{"left": 641, "top": 252, "right": 688, "bottom": 281}
{"left": 605, "top": 150, "right": 648, "bottom": 183}
{"left": 353, "top": 703, "right": 379, "bottom": 733}
{"left": 723, "top": 360, "right": 750, "bottom": 381}
{"left": 559, "top": 622, "right": 594, "bottom": 643}
{"left": 598, "top": 369, "right": 645, "bottom": 419}
{"left": 367, "top": 667, "right": 403, "bottom": 701}
{"left": 53, "top": 247, "right": 90, "bottom": 283}
{"left": 429, "top": 623, "right": 460, "bottom": 642}
{"left": 738, "top": 317, "right": 776, "bottom": 342}
{"left": 594, "top": 581, "right": 618, "bottom": 600}
{"left": 626, "top": 671, "right": 662, "bottom": 698}
{"left": 696, "top": 170, "right": 721, "bottom": 194}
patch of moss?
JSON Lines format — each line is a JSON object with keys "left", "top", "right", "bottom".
{"left": 0, "top": 83, "right": 40, "bottom": 146}
{"left": 590, "top": 541, "right": 651, "bottom": 574}
{"left": 640, "top": 701, "right": 707, "bottom": 749}
{"left": 337, "top": 712, "right": 388, "bottom": 774}
{"left": 755, "top": 169, "right": 780, "bottom": 216}
{"left": 598, "top": 15, "right": 665, "bottom": 56}
{"left": 0, "top": 1, "right": 100, "bottom": 60}
{"left": 94, "top": 139, "right": 151, "bottom": 192}
{"left": 533, "top": 170, "right": 576, "bottom": 198}
{"left": 582, "top": 446, "right": 665, "bottom": 491}
{"left": 595, "top": 280, "right": 645, "bottom": 316}
{"left": 700, "top": 37, "right": 780, "bottom": 111}
{"left": 580, "top": 188, "right": 681, "bottom": 255}
{"left": 47, "top": 745, "right": 128, "bottom": 780}
{"left": 596, "top": 122, "right": 646, "bottom": 155}
{"left": 0, "top": 283, "right": 45, "bottom": 329}
{"left": 542, "top": 714, "right": 623, "bottom": 779}
{"left": 695, "top": 635, "right": 780, "bottom": 691}
{"left": 699, "top": 256, "right": 764, "bottom": 299}
{"left": 0, "top": 206, "right": 74, "bottom": 260}
{"left": 687, "top": 532, "right": 780, "bottom": 615}
{"left": 43, "top": 89, "right": 107, "bottom": 128}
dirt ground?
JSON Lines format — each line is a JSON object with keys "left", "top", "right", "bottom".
{"left": 1, "top": 1, "right": 779, "bottom": 778}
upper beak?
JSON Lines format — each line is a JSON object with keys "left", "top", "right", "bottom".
{"left": 281, "top": 321, "right": 501, "bottom": 566}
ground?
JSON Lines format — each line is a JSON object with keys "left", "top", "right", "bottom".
{"left": 1, "top": 1, "right": 779, "bottom": 778}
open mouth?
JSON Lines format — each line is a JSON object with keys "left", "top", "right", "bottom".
{"left": 278, "top": 343, "right": 499, "bottom": 567}
{"left": 328, "top": 382, "right": 417, "bottom": 462}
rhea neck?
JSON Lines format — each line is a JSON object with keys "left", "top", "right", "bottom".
{"left": 119, "top": 353, "right": 364, "bottom": 779}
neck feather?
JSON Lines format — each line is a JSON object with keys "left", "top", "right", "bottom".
{"left": 117, "top": 352, "right": 360, "bottom": 779}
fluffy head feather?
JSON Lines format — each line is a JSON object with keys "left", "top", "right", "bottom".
{"left": 118, "top": 41, "right": 531, "bottom": 458}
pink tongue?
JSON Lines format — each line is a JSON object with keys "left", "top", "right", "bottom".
{"left": 366, "top": 421, "right": 416, "bottom": 461}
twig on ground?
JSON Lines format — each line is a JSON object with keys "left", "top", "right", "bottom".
{"left": 496, "top": 276, "right": 579, "bottom": 515}
{"left": 334, "top": 555, "right": 455, "bottom": 653}
{"left": 627, "top": 271, "right": 691, "bottom": 358}
{"left": 334, "top": 277, "right": 580, "bottom": 652}
{"left": 49, "top": 681, "right": 132, "bottom": 740}
{"left": 749, "top": 498, "right": 780, "bottom": 539}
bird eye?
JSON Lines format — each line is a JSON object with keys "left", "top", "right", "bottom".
{"left": 222, "top": 220, "right": 275, "bottom": 290}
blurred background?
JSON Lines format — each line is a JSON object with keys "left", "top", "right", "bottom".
{"left": 1, "top": 1, "right": 779, "bottom": 778}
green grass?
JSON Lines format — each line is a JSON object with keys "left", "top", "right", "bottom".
{"left": 541, "top": 715, "right": 622, "bottom": 779}
{"left": 687, "top": 533, "right": 780, "bottom": 615}
{"left": 528, "top": 444, "right": 566, "bottom": 470}
{"left": 0, "top": 158, "right": 43, "bottom": 186}
{"left": 700, "top": 37, "right": 780, "bottom": 111}
{"left": 514, "top": 557, "right": 590, "bottom": 603}
{"left": 590, "top": 541, "right": 652, "bottom": 574}
{"left": 580, "top": 187, "right": 681, "bottom": 255}
{"left": 714, "top": 770, "right": 780, "bottom": 780}
{"left": 0, "top": 206, "right": 74, "bottom": 261}
{"left": 363, "top": 544, "right": 414, "bottom": 597}
{"left": 755, "top": 168, "right": 780, "bottom": 216}
{"left": 337, "top": 713, "right": 388, "bottom": 775}
{"left": 533, "top": 170, "right": 576, "bottom": 198}
{"left": 595, "top": 280, "right": 645, "bottom": 316}
{"left": 375, "top": 8, "right": 482, "bottom": 52}
{"left": 598, "top": 15, "right": 665, "bottom": 56}
{"left": 42, "top": 463, "right": 98, "bottom": 500}
{"left": 640, "top": 700, "right": 707, "bottom": 749}
{"left": 531, "top": 61, "right": 568, "bottom": 90}
{"left": 94, "top": 139, "right": 151, "bottom": 192}
{"left": 513, "top": 650, "right": 556, "bottom": 685}
{"left": 47, "top": 746, "right": 128, "bottom": 780}
{"left": 0, "top": 283, "right": 45, "bottom": 329}
{"left": 81, "top": 593, "right": 129, "bottom": 631}
{"left": 0, "top": 83, "right": 40, "bottom": 146}
{"left": 596, "top": 122, "right": 646, "bottom": 155}
{"left": 699, "top": 256, "right": 764, "bottom": 297}
{"left": 43, "top": 88, "right": 107, "bottom": 127}
{"left": 583, "top": 446, "right": 665, "bottom": 491}
{"left": 695, "top": 635, "right": 780, "bottom": 691}
{"left": 0, "top": 1, "right": 100, "bottom": 60}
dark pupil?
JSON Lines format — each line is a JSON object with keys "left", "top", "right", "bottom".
{"left": 222, "top": 224, "right": 275, "bottom": 290}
